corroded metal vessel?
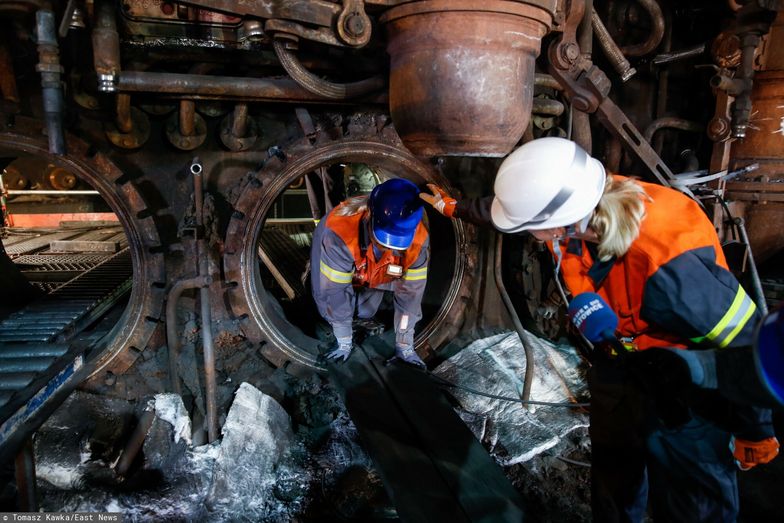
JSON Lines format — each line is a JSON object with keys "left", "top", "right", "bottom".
{"left": 382, "top": 0, "right": 555, "bottom": 157}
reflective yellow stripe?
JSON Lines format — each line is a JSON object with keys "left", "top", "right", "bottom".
{"left": 703, "top": 286, "right": 756, "bottom": 348}
{"left": 705, "top": 287, "right": 746, "bottom": 341}
{"left": 718, "top": 300, "right": 756, "bottom": 348}
{"left": 404, "top": 266, "right": 428, "bottom": 281}
{"left": 320, "top": 260, "right": 353, "bottom": 284}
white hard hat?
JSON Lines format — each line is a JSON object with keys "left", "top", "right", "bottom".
{"left": 490, "top": 137, "right": 606, "bottom": 233}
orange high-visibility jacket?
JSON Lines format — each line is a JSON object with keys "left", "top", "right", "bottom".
{"left": 325, "top": 206, "right": 428, "bottom": 288}
{"left": 555, "top": 176, "right": 759, "bottom": 351}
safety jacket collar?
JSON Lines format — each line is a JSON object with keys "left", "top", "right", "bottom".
{"left": 325, "top": 205, "right": 427, "bottom": 289}
{"left": 565, "top": 238, "right": 616, "bottom": 288}
{"left": 585, "top": 241, "right": 617, "bottom": 288}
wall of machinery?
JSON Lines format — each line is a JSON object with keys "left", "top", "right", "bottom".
{"left": 0, "top": 0, "right": 783, "bottom": 407}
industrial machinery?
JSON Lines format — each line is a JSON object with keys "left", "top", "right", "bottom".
{"left": 1, "top": 0, "right": 783, "bottom": 474}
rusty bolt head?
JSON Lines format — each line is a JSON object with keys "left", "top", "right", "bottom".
{"left": 561, "top": 43, "right": 580, "bottom": 63}
{"left": 344, "top": 14, "right": 366, "bottom": 37}
{"left": 161, "top": 2, "right": 175, "bottom": 15}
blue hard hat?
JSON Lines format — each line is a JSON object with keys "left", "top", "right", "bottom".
{"left": 754, "top": 306, "right": 784, "bottom": 406}
{"left": 368, "top": 178, "right": 424, "bottom": 250}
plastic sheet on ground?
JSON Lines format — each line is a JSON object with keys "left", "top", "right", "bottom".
{"left": 432, "top": 330, "right": 590, "bottom": 466}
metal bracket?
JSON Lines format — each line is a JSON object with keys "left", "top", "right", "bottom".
{"left": 547, "top": 0, "right": 675, "bottom": 187}
{"left": 337, "top": 0, "right": 372, "bottom": 47}
{"left": 182, "top": 0, "right": 372, "bottom": 48}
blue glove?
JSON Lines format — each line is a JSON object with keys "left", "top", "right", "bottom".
{"left": 326, "top": 337, "right": 353, "bottom": 362}
{"left": 395, "top": 345, "right": 426, "bottom": 369}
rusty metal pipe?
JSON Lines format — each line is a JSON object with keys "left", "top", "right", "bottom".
{"left": 35, "top": 10, "right": 66, "bottom": 155}
{"left": 572, "top": 0, "right": 594, "bottom": 154}
{"left": 116, "top": 94, "right": 133, "bottom": 134}
{"left": 179, "top": 100, "right": 196, "bottom": 137}
{"left": 579, "top": 0, "right": 594, "bottom": 57}
{"left": 534, "top": 73, "right": 563, "bottom": 91}
{"left": 0, "top": 40, "right": 19, "bottom": 102}
{"left": 532, "top": 97, "right": 565, "bottom": 116}
{"left": 115, "top": 409, "right": 156, "bottom": 478}
{"left": 115, "top": 70, "right": 386, "bottom": 103}
{"left": 731, "top": 33, "right": 761, "bottom": 139}
{"left": 592, "top": 8, "right": 636, "bottom": 82}
{"left": 643, "top": 117, "right": 703, "bottom": 144}
{"left": 191, "top": 158, "right": 218, "bottom": 443}
{"left": 493, "top": 234, "right": 534, "bottom": 404}
{"left": 165, "top": 275, "right": 208, "bottom": 396}
{"left": 198, "top": 269, "right": 217, "bottom": 442}
{"left": 230, "top": 103, "right": 249, "bottom": 137}
{"left": 92, "top": 0, "right": 120, "bottom": 92}
{"left": 572, "top": 111, "right": 593, "bottom": 154}
{"left": 620, "top": 0, "right": 665, "bottom": 57}
{"left": 272, "top": 39, "right": 385, "bottom": 100}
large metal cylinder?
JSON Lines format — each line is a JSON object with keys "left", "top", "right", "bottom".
{"left": 727, "top": 70, "right": 784, "bottom": 263}
{"left": 381, "top": 0, "right": 555, "bottom": 158}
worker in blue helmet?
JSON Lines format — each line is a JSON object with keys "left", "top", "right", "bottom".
{"left": 310, "top": 178, "right": 429, "bottom": 367}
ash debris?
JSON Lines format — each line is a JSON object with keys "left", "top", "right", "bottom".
{"left": 33, "top": 330, "right": 592, "bottom": 521}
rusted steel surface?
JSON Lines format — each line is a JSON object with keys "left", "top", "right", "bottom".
{"left": 182, "top": 0, "right": 340, "bottom": 28}
{"left": 381, "top": 0, "right": 554, "bottom": 157}
{"left": 727, "top": 70, "right": 784, "bottom": 263}
{"left": 115, "top": 71, "right": 388, "bottom": 104}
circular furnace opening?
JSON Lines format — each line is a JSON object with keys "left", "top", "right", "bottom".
{"left": 0, "top": 153, "right": 136, "bottom": 349}
{"left": 0, "top": 119, "right": 165, "bottom": 383}
{"left": 223, "top": 139, "right": 476, "bottom": 372}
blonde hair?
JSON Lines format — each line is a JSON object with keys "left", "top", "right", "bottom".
{"left": 589, "top": 175, "right": 651, "bottom": 261}
{"left": 334, "top": 195, "right": 369, "bottom": 216}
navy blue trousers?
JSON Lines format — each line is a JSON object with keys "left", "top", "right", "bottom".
{"left": 589, "top": 358, "right": 738, "bottom": 523}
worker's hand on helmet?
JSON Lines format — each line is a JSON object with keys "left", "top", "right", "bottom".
{"left": 730, "top": 436, "right": 780, "bottom": 470}
{"left": 325, "top": 336, "right": 353, "bottom": 363}
{"left": 419, "top": 184, "right": 457, "bottom": 218}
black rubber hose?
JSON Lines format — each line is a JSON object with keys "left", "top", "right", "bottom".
{"left": 493, "top": 233, "right": 534, "bottom": 403}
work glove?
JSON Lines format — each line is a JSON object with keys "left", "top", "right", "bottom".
{"left": 730, "top": 436, "right": 779, "bottom": 470}
{"left": 419, "top": 184, "right": 457, "bottom": 218}
{"left": 325, "top": 336, "right": 353, "bottom": 363}
{"left": 394, "top": 344, "right": 426, "bottom": 369}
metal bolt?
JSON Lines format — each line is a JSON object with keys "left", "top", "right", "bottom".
{"left": 345, "top": 14, "right": 365, "bottom": 37}
{"left": 561, "top": 43, "right": 580, "bottom": 63}
{"left": 620, "top": 66, "right": 637, "bottom": 83}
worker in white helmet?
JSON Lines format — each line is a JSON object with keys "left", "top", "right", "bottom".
{"left": 421, "top": 137, "right": 777, "bottom": 523}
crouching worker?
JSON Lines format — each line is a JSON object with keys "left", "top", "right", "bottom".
{"left": 311, "top": 178, "right": 429, "bottom": 368}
